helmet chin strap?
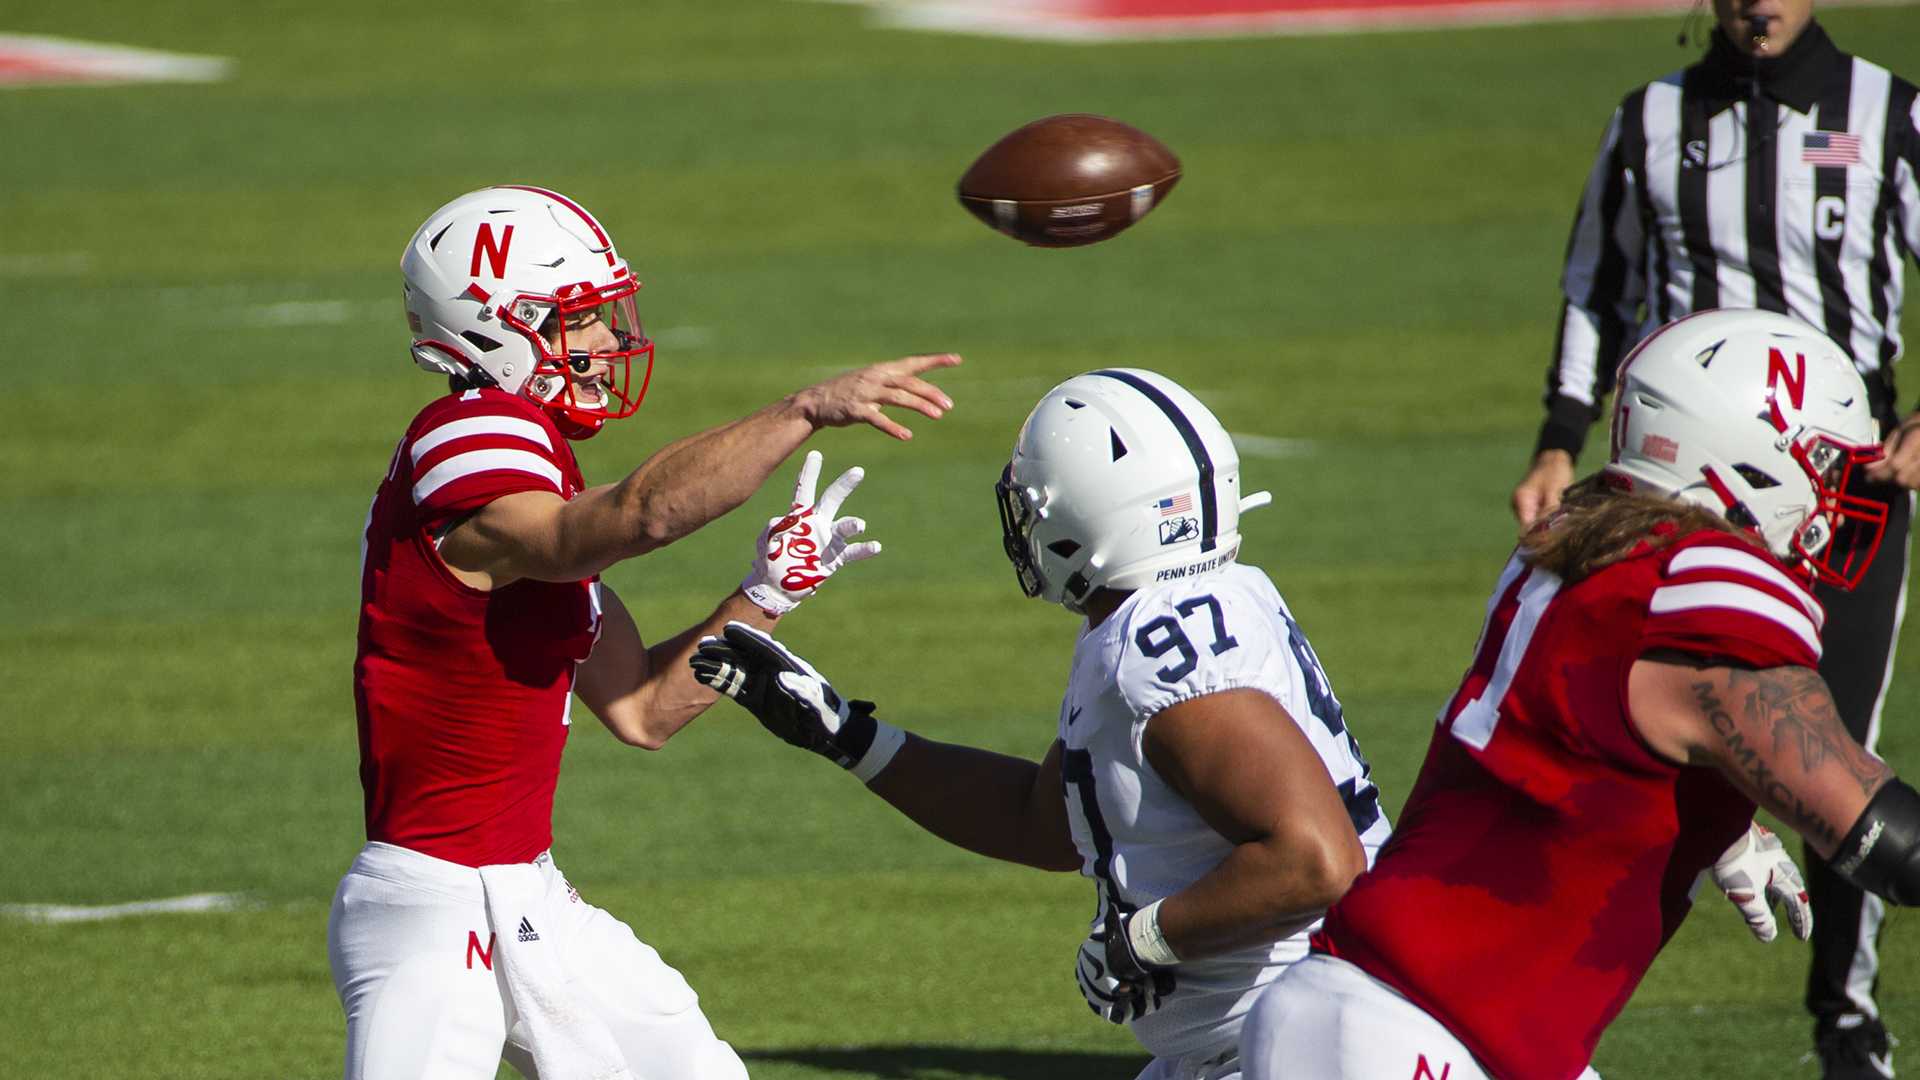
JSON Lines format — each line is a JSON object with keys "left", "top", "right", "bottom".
{"left": 1059, "top": 553, "right": 1105, "bottom": 615}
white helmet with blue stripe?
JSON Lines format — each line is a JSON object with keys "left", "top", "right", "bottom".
{"left": 995, "top": 369, "right": 1272, "bottom": 614}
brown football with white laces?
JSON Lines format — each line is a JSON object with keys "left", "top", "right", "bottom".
{"left": 956, "top": 114, "right": 1181, "bottom": 248}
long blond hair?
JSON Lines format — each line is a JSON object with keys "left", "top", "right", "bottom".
{"left": 1520, "top": 476, "right": 1750, "bottom": 584}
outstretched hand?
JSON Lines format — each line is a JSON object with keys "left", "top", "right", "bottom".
{"left": 690, "top": 621, "right": 888, "bottom": 773}
{"left": 796, "top": 353, "right": 961, "bottom": 441}
{"left": 741, "top": 450, "right": 880, "bottom": 615}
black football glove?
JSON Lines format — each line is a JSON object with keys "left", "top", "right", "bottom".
{"left": 1074, "top": 905, "right": 1177, "bottom": 1025}
{"left": 690, "top": 621, "right": 884, "bottom": 771}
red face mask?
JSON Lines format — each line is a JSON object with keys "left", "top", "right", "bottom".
{"left": 1789, "top": 436, "right": 1887, "bottom": 591}
{"left": 504, "top": 278, "right": 655, "bottom": 440}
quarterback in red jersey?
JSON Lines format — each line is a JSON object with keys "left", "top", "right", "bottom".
{"left": 330, "top": 185, "right": 958, "bottom": 1080}
{"left": 1241, "top": 309, "right": 1920, "bottom": 1080}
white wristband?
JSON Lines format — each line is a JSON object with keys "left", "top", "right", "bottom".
{"left": 740, "top": 579, "right": 799, "bottom": 617}
{"left": 1127, "top": 899, "right": 1181, "bottom": 967}
{"left": 849, "top": 719, "right": 907, "bottom": 784}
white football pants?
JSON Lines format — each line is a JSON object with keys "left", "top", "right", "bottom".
{"left": 1240, "top": 952, "right": 1603, "bottom": 1080}
{"left": 328, "top": 842, "right": 747, "bottom": 1080}
{"left": 1136, "top": 1041, "right": 1241, "bottom": 1080}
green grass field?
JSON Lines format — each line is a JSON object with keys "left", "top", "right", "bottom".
{"left": 3, "top": 1, "right": 1918, "bottom": 1076}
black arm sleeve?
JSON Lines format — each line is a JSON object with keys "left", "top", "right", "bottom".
{"left": 1832, "top": 779, "right": 1920, "bottom": 906}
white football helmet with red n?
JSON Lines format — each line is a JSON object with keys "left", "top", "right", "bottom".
{"left": 995, "top": 369, "right": 1272, "bottom": 614}
{"left": 401, "top": 185, "right": 654, "bottom": 438}
{"left": 1604, "top": 309, "right": 1886, "bottom": 588}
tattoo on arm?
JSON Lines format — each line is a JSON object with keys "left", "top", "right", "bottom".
{"left": 1729, "top": 668, "right": 1889, "bottom": 795}
{"left": 1689, "top": 670, "right": 1892, "bottom": 851}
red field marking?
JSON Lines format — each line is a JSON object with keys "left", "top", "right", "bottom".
{"left": 0, "top": 35, "right": 229, "bottom": 87}
{"left": 865, "top": 0, "right": 1914, "bottom": 40}
{"left": 0, "top": 55, "right": 89, "bottom": 86}
{"left": 1066, "top": 0, "right": 1684, "bottom": 32}
{"left": 1089, "top": 0, "right": 1652, "bottom": 13}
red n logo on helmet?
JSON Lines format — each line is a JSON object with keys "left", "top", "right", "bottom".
{"left": 470, "top": 223, "right": 514, "bottom": 279}
{"left": 1766, "top": 348, "right": 1807, "bottom": 432}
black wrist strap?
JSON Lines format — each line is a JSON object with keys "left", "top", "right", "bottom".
{"left": 1103, "top": 909, "right": 1148, "bottom": 981}
{"left": 829, "top": 700, "right": 879, "bottom": 770}
{"left": 1833, "top": 779, "right": 1920, "bottom": 906}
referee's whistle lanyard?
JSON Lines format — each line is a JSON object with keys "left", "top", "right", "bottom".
{"left": 1742, "top": 17, "right": 1775, "bottom": 212}
{"left": 1748, "top": 66, "right": 1769, "bottom": 213}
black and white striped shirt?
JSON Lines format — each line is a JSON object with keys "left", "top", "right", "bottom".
{"left": 1541, "top": 23, "right": 1920, "bottom": 457}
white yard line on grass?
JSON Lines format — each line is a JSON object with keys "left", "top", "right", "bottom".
{"left": 0, "top": 253, "right": 94, "bottom": 276}
{"left": 1232, "top": 433, "right": 1316, "bottom": 459}
{"left": 245, "top": 300, "right": 353, "bottom": 326}
{"left": 0, "top": 34, "right": 231, "bottom": 87}
{"left": 816, "top": 0, "right": 1916, "bottom": 42}
{"left": 0, "top": 892, "right": 249, "bottom": 924}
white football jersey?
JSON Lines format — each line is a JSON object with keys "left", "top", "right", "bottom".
{"left": 1058, "top": 562, "right": 1390, "bottom": 1060}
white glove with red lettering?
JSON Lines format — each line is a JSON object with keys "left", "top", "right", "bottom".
{"left": 741, "top": 450, "right": 879, "bottom": 615}
{"left": 1713, "top": 822, "right": 1813, "bottom": 943}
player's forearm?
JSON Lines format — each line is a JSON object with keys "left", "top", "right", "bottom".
{"left": 621, "top": 398, "right": 820, "bottom": 544}
{"left": 546, "top": 398, "right": 819, "bottom": 576}
{"left": 1156, "top": 828, "right": 1364, "bottom": 960}
{"left": 865, "top": 738, "right": 1078, "bottom": 871}
{"left": 1686, "top": 666, "right": 1894, "bottom": 858}
{"left": 605, "top": 592, "right": 777, "bottom": 749}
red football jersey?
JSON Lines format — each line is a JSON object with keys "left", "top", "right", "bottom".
{"left": 353, "top": 389, "right": 601, "bottom": 868}
{"left": 1317, "top": 526, "right": 1823, "bottom": 1080}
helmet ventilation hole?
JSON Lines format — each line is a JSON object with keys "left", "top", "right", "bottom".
{"left": 1110, "top": 429, "right": 1128, "bottom": 461}
{"left": 1732, "top": 464, "right": 1780, "bottom": 489}
{"left": 460, "top": 331, "right": 504, "bottom": 353}
{"left": 1048, "top": 540, "right": 1082, "bottom": 558}
{"left": 1064, "top": 399, "right": 1087, "bottom": 409}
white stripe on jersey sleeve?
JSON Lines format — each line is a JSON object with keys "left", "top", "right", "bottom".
{"left": 409, "top": 415, "right": 553, "bottom": 465}
{"left": 1555, "top": 305, "right": 1604, "bottom": 405}
{"left": 1665, "top": 545, "right": 1823, "bottom": 630}
{"left": 1898, "top": 97, "right": 1920, "bottom": 270}
{"left": 1642, "top": 80, "right": 1692, "bottom": 309}
{"left": 412, "top": 448, "right": 564, "bottom": 504}
{"left": 1648, "top": 580, "right": 1822, "bottom": 657}
{"left": 1842, "top": 63, "right": 1894, "bottom": 369}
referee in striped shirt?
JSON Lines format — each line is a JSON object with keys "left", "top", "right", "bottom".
{"left": 1510, "top": 0, "right": 1919, "bottom": 1074}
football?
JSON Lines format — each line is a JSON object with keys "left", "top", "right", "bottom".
{"left": 956, "top": 114, "right": 1181, "bottom": 248}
